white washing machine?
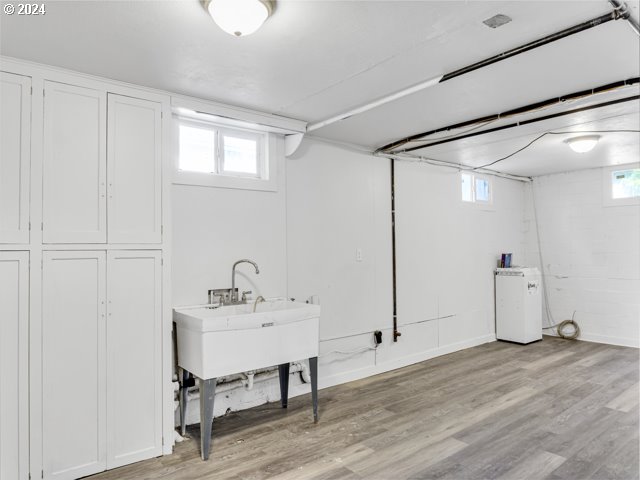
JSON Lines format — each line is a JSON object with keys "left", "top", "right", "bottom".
{"left": 495, "top": 267, "right": 542, "bottom": 344}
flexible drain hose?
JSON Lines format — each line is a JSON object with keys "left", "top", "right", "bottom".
{"left": 556, "top": 318, "right": 581, "bottom": 340}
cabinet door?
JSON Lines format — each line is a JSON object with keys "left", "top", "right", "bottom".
{"left": 107, "top": 95, "right": 162, "bottom": 244}
{"left": 0, "top": 251, "right": 29, "bottom": 480}
{"left": 42, "top": 251, "right": 106, "bottom": 480}
{"left": 0, "top": 73, "right": 31, "bottom": 244}
{"left": 43, "top": 82, "right": 106, "bottom": 243}
{"left": 106, "top": 251, "right": 162, "bottom": 468}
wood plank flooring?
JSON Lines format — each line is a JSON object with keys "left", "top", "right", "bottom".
{"left": 91, "top": 337, "right": 639, "bottom": 479}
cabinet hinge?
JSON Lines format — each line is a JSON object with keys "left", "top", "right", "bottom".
{"left": 30, "top": 86, "right": 33, "bottom": 95}
{"left": 161, "top": 225, "right": 163, "bottom": 235}
{"left": 161, "top": 258, "right": 164, "bottom": 266}
{"left": 29, "top": 221, "right": 31, "bottom": 231}
{"left": 41, "top": 222, "right": 43, "bottom": 231}
{"left": 41, "top": 470, "right": 44, "bottom": 479}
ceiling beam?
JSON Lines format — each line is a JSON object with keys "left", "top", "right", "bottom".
{"left": 378, "top": 77, "right": 639, "bottom": 154}
{"left": 394, "top": 93, "right": 639, "bottom": 155}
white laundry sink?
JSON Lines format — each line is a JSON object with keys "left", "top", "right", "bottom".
{"left": 174, "top": 299, "right": 320, "bottom": 380}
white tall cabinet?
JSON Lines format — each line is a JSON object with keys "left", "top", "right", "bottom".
{"left": 42, "top": 82, "right": 107, "bottom": 244}
{"left": 0, "top": 252, "right": 29, "bottom": 480}
{"left": 42, "top": 251, "right": 107, "bottom": 480}
{"left": 1, "top": 58, "right": 172, "bottom": 480}
{"left": 41, "top": 251, "right": 162, "bottom": 479}
{"left": 106, "top": 251, "right": 162, "bottom": 469}
{"left": 0, "top": 73, "right": 31, "bottom": 244}
{"left": 107, "top": 95, "right": 162, "bottom": 244}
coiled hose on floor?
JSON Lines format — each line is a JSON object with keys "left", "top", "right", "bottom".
{"left": 556, "top": 317, "right": 581, "bottom": 340}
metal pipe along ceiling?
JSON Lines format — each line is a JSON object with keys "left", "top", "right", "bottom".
{"left": 609, "top": 0, "right": 640, "bottom": 35}
{"left": 308, "top": 3, "right": 632, "bottom": 136}
{"left": 379, "top": 77, "right": 640, "bottom": 154}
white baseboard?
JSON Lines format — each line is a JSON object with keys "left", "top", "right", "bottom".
{"left": 543, "top": 331, "right": 638, "bottom": 348}
{"left": 290, "top": 333, "right": 496, "bottom": 397}
{"left": 577, "top": 332, "right": 639, "bottom": 348}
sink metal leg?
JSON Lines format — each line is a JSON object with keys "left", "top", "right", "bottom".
{"left": 199, "top": 377, "right": 216, "bottom": 461}
{"left": 278, "top": 363, "right": 290, "bottom": 408}
{"left": 179, "top": 369, "right": 189, "bottom": 436}
{"left": 309, "top": 356, "right": 318, "bottom": 423}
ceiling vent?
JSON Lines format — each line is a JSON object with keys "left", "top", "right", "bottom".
{"left": 483, "top": 14, "right": 512, "bottom": 29}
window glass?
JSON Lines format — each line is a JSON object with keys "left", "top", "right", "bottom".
{"left": 222, "top": 135, "right": 258, "bottom": 175}
{"left": 612, "top": 169, "right": 640, "bottom": 199}
{"left": 461, "top": 173, "right": 473, "bottom": 202}
{"left": 179, "top": 124, "right": 215, "bottom": 173}
{"left": 475, "top": 178, "right": 491, "bottom": 202}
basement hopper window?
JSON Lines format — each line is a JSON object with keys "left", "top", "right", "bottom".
{"left": 461, "top": 173, "right": 492, "bottom": 204}
{"left": 611, "top": 168, "right": 640, "bottom": 199}
{"left": 175, "top": 117, "right": 275, "bottom": 191}
{"left": 603, "top": 164, "right": 640, "bottom": 207}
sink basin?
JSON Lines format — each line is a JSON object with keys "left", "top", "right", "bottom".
{"left": 174, "top": 299, "right": 320, "bottom": 380}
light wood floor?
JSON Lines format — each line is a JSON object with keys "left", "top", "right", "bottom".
{"left": 92, "top": 337, "right": 639, "bottom": 479}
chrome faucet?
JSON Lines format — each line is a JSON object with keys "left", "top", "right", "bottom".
{"left": 231, "top": 259, "right": 259, "bottom": 303}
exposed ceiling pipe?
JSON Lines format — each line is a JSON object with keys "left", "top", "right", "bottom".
{"left": 609, "top": 0, "right": 640, "bottom": 35}
{"left": 439, "top": 11, "right": 619, "bottom": 83}
{"left": 378, "top": 152, "right": 533, "bottom": 183}
{"left": 378, "top": 77, "right": 639, "bottom": 154}
{"left": 307, "top": 8, "right": 623, "bottom": 137}
{"left": 396, "top": 94, "right": 639, "bottom": 154}
{"left": 306, "top": 75, "right": 443, "bottom": 132}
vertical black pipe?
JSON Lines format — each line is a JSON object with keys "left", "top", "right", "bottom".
{"left": 391, "top": 158, "right": 400, "bottom": 342}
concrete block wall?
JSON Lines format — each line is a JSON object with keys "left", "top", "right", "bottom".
{"left": 524, "top": 167, "right": 640, "bottom": 347}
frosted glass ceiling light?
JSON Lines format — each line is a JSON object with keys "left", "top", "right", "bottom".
{"left": 566, "top": 135, "right": 600, "bottom": 153}
{"left": 206, "top": 0, "right": 274, "bottom": 37}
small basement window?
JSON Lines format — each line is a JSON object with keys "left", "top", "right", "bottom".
{"left": 603, "top": 164, "right": 640, "bottom": 207}
{"left": 179, "top": 123, "right": 216, "bottom": 173}
{"left": 175, "top": 117, "right": 274, "bottom": 191}
{"left": 612, "top": 168, "right": 640, "bottom": 199}
{"left": 461, "top": 173, "right": 492, "bottom": 204}
{"left": 219, "top": 129, "right": 262, "bottom": 177}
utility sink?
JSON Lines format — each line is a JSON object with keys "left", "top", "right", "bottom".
{"left": 174, "top": 298, "right": 321, "bottom": 460}
{"left": 174, "top": 299, "right": 320, "bottom": 380}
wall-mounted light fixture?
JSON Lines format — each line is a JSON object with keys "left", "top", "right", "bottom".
{"left": 566, "top": 135, "right": 600, "bottom": 153}
{"left": 205, "top": 0, "right": 274, "bottom": 37}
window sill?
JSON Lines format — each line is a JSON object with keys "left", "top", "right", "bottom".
{"left": 172, "top": 170, "right": 277, "bottom": 192}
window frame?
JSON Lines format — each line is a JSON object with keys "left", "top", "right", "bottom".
{"left": 217, "top": 127, "right": 264, "bottom": 179}
{"left": 473, "top": 175, "right": 493, "bottom": 205}
{"left": 602, "top": 163, "right": 640, "bottom": 207}
{"left": 177, "top": 118, "right": 217, "bottom": 174}
{"left": 460, "top": 172, "right": 493, "bottom": 206}
{"left": 173, "top": 116, "right": 275, "bottom": 192}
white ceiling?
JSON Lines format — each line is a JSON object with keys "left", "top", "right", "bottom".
{"left": 402, "top": 99, "right": 640, "bottom": 177}
{"left": 1, "top": 0, "right": 639, "bottom": 176}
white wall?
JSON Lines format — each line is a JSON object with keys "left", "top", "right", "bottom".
{"left": 172, "top": 136, "right": 287, "bottom": 307}
{"left": 525, "top": 167, "right": 640, "bottom": 347}
{"left": 395, "top": 161, "right": 526, "bottom": 354}
{"left": 287, "top": 140, "right": 393, "bottom": 384}
{"left": 286, "top": 140, "right": 527, "bottom": 387}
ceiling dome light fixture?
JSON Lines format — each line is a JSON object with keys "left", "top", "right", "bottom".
{"left": 205, "top": 0, "right": 274, "bottom": 37}
{"left": 566, "top": 135, "right": 600, "bottom": 153}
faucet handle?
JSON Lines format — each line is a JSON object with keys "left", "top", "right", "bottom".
{"left": 241, "top": 290, "right": 252, "bottom": 302}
